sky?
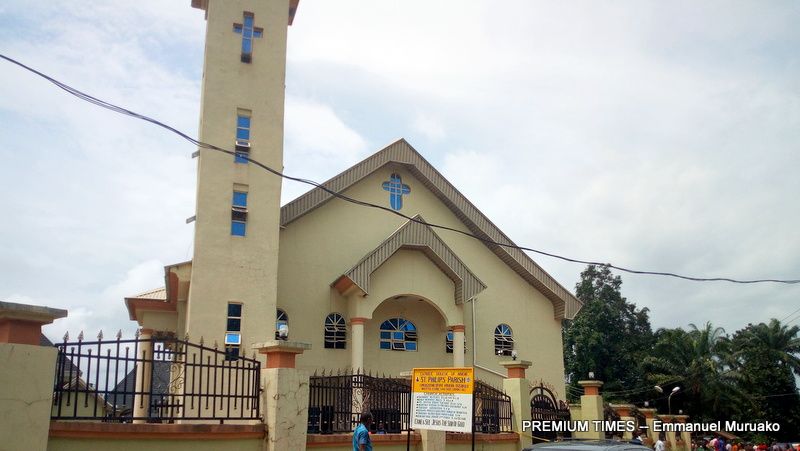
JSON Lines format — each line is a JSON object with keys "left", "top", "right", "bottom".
{"left": 0, "top": 1, "right": 798, "bottom": 343}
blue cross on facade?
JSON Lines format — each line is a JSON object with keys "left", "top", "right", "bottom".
{"left": 382, "top": 173, "right": 411, "bottom": 211}
{"left": 233, "top": 13, "right": 263, "bottom": 63}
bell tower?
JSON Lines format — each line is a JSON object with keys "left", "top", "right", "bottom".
{"left": 186, "top": 0, "right": 299, "bottom": 355}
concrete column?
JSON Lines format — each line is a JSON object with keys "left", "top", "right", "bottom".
{"left": 639, "top": 408, "right": 657, "bottom": 446}
{"left": 420, "top": 429, "right": 446, "bottom": 451}
{"left": 674, "top": 415, "right": 691, "bottom": 451}
{"left": 610, "top": 404, "right": 635, "bottom": 440}
{"left": 452, "top": 324, "right": 465, "bottom": 367}
{"left": 659, "top": 415, "right": 676, "bottom": 451}
{"left": 0, "top": 301, "right": 67, "bottom": 451}
{"left": 500, "top": 360, "right": 532, "bottom": 450}
{"left": 255, "top": 340, "right": 312, "bottom": 451}
{"left": 350, "top": 317, "right": 366, "bottom": 372}
{"left": 132, "top": 328, "right": 154, "bottom": 423}
{"left": 577, "top": 380, "right": 604, "bottom": 439}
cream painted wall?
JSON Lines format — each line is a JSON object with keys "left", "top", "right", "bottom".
{"left": 0, "top": 343, "right": 57, "bottom": 451}
{"left": 278, "top": 164, "right": 567, "bottom": 397}
{"left": 186, "top": 0, "right": 290, "bottom": 355}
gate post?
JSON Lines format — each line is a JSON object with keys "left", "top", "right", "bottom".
{"left": 576, "top": 380, "right": 604, "bottom": 439}
{"left": 639, "top": 408, "right": 657, "bottom": 446}
{"left": 0, "top": 301, "right": 67, "bottom": 451}
{"left": 610, "top": 404, "right": 635, "bottom": 440}
{"left": 674, "top": 414, "right": 691, "bottom": 451}
{"left": 500, "top": 360, "right": 532, "bottom": 450}
{"left": 254, "top": 340, "right": 311, "bottom": 451}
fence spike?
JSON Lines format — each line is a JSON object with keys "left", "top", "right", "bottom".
{"left": 199, "top": 336, "right": 204, "bottom": 345}
{"left": 78, "top": 331, "right": 84, "bottom": 342}
{"left": 184, "top": 333, "right": 190, "bottom": 342}
{"left": 116, "top": 330, "right": 122, "bottom": 340}
{"left": 97, "top": 330, "right": 104, "bottom": 341}
{"left": 214, "top": 340, "right": 219, "bottom": 349}
{"left": 134, "top": 328, "right": 140, "bottom": 339}
{"left": 63, "top": 331, "right": 69, "bottom": 342}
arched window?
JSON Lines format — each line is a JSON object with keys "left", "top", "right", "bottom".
{"left": 379, "top": 318, "right": 417, "bottom": 351}
{"left": 446, "top": 330, "right": 454, "bottom": 353}
{"left": 494, "top": 323, "right": 514, "bottom": 355}
{"left": 324, "top": 313, "right": 346, "bottom": 349}
{"left": 275, "top": 309, "right": 288, "bottom": 340}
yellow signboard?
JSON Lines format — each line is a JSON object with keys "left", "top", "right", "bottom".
{"left": 411, "top": 367, "right": 474, "bottom": 433}
{"left": 412, "top": 367, "right": 474, "bottom": 394}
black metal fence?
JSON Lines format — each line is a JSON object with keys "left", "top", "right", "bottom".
{"left": 308, "top": 370, "right": 411, "bottom": 434}
{"left": 307, "top": 371, "right": 513, "bottom": 435}
{"left": 51, "top": 331, "right": 261, "bottom": 423}
{"left": 474, "top": 380, "right": 513, "bottom": 433}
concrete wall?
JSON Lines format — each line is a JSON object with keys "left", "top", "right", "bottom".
{"left": 48, "top": 438, "right": 262, "bottom": 451}
{"left": 0, "top": 343, "right": 57, "bottom": 451}
{"left": 279, "top": 165, "right": 567, "bottom": 395}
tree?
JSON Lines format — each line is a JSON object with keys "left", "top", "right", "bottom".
{"left": 730, "top": 319, "right": 800, "bottom": 440}
{"left": 563, "top": 265, "right": 654, "bottom": 400}
{"left": 643, "top": 322, "right": 739, "bottom": 421}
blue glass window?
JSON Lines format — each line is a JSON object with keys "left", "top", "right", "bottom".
{"left": 231, "top": 191, "right": 247, "bottom": 236}
{"left": 231, "top": 221, "right": 246, "bottom": 236}
{"left": 379, "top": 318, "right": 417, "bottom": 352}
{"left": 233, "top": 12, "right": 263, "bottom": 63}
{"left": 446, "top": 330, "right": 454, "bottom": 353}
{"left": 225, "top": 303, "right": 243, "bottom": 360}
{"left": 235, "top": 115, "right": 251, "bottom": 164}
{"left": 233, "top": 191, "right": 247, "bottom": 207}
{"left": 275, "top": 309, "right": 288, "bottom": 339}
{"left": 494, "top": 323, "right": 514, "bottom": 355}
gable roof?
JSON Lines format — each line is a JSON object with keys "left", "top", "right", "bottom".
{"left": 333, "top": 215, "right": 487, "bottom": 304}
{"left": 281, "top": 139, "right": 582, "bottom": 320}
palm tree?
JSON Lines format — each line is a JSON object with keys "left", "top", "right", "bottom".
{"left": 736, "top": 319, "right": 800, "bottom": 376}
{"left": 643, "top": 322, "right": 739, "bottom": 420}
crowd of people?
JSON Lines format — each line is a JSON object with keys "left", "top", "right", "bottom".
{"left": 688, "top": 437, "right": 798, "bottom": 451}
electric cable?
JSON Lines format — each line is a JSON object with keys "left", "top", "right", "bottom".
{"left": 3, "top": 53, "right": 800, "bottom": 286}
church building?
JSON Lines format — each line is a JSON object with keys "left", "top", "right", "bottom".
{"left": 124, "top": 0, "right": 582, "bottom": 398}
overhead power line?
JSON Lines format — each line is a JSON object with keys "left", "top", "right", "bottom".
{"left": 3, "top": 53, "right": 800, "bottom": 286}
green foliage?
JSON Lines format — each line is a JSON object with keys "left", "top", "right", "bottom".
{"left": 729, "top": 319, "right": 800, "bottom": 440}
{"left": 643, "top": 322, "right": 740, "bottom": 421}
{"left": 563, "top": 265, "right": 800, "bottom": 441}
{"left": 563, "top": 265, "right": 654, "bottom": 400}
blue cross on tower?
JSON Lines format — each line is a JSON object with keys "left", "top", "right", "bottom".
{"left": 233, "top": 13, "right": 263, "bottom": 63}
{"left": 382, "top": 173, "right": 411, "bottom": 211}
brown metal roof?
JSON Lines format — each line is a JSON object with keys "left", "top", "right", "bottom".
{"left": 281, "top": 139, "right": 583, "bottom": 320}
{"left": 335, "top": 215, "right": 487, "bottom": 304}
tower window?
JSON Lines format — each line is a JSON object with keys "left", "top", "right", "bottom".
{"left": 379, "top": 318, "right": 417, "bottom": 351}
{"left": 231, "top": 190, "right": 248, "bottom": 236}
{"left": 233, "top": 12, "right": 263, "bottom": 63}
{"left": 494, "top": 323, "right": 514, "bottom": 356}
{"left": 276, "top": 309, "right": 288, "bottom": 340}
{"left": 324, "top": 313, "right": 346, "bottom": 349}
{"left": 235, "top": 113, "right": 251, "bottom": 164}
{"left": 225, "top": 303, "right": 242, "bottom": 360}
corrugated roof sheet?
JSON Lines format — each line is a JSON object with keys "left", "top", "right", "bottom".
{"left": 129, "top": 287, "right": 167, "bottom": 300}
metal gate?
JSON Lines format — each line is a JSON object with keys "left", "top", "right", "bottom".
{"left": 530, "top": 384, "right": 571, "bottom": 443}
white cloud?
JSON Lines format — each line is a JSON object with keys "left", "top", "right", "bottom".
{"left": 282, "top": 96, "right": 368, "bottom": 202}
{"left": 1, "top": 0, "right": 798, "bottom": 341}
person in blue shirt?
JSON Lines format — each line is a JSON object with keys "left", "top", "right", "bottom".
{"left": 353, "top": 411, "right": 373, "bottom": 451}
